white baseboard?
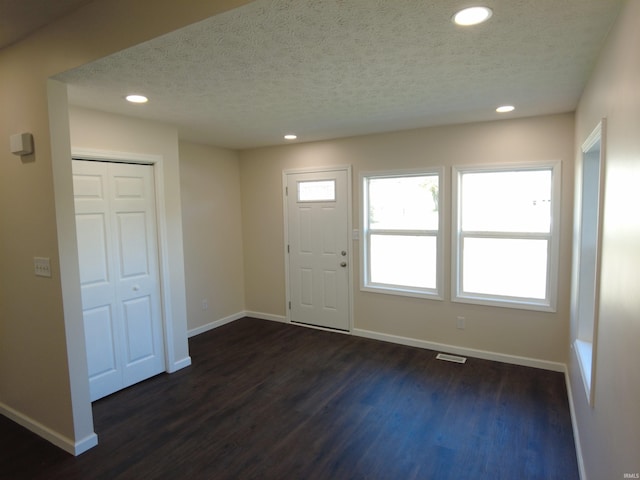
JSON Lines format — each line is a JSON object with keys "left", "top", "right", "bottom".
{"left": 564, "top": 367, "right": 587, "bottom": 480}
{"left": 186, "top": 311, "right": 287, "bottom": 339}
{"left": 0, "top": 402, "right": 98, "bottom": 456}
{"left": 244, "top": 311, "right": 287, "bottom": 323}
{"left": 352, "top": 328, "right": 566, "bottom": 372}
{"left": 187, "top": 312, "right": 246, "bottom": 338}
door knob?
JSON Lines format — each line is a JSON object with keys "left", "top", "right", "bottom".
{"left": 340, "top": 262, "right": 347, "bottom": 267}
{"left": 341, "top": 250, "right": 347, "bottom": 256}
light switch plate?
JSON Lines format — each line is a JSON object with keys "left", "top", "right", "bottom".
{"left": 34, "top": 257, "right": 52, "bottom": 277}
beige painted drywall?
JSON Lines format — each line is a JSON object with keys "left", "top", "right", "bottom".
{"left": 179, "top": 141, "right": 245, "bottom": 331}
{"left": 68, "top": 106, "right": 190, "bottom": 367}
{"left": 569, "top": 1, "right": 640, "bottom": 478}
{"left": 240, "top": 113, "right": 575, "bottom": 364}
{"left": 0, "top": 0, "right": 253, "bottom": 452}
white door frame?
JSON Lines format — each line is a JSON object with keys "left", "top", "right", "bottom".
{"left": 72, "top": 148, "right": 175, "bottom": 373}
{"left": 282, "top": 165, "right": 354, "bottom": 332}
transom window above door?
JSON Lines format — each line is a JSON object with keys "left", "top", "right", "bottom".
{"left": 297, "top": 180, "right": 336, "bottom": 202}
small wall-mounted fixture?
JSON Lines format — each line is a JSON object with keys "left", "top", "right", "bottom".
{"left": 10, "top": 133, "right": 34, "bottom": 156}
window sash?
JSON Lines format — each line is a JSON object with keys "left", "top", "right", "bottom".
{"left": 459, "top": 234, "right": 551, "bottom": 301}
{"left": 366, "top": 231, "right": 438, "bottom": 291}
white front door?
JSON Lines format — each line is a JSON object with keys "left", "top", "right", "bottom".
{"left": 73, "top": 160, "right": 165, "bottom": 401}
{"left": 285, "top": 168, "right": 351, "bottom": 331}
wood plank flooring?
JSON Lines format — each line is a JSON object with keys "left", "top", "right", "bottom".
{"left": 1, "top": 317, "right": 579, "bottom": 479}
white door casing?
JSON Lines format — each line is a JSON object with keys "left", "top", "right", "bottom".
{"left": 285, "top": 167, "right": 352, "bottom": 331}
{"left": 73, "top": 160, "right": 165, "bottom": 401}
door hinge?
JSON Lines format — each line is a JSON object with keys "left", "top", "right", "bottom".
{"left": 288, "top": 301, "right": 291, "bottom": 310}
{"left": 287, "top": 244, "right": 290, "bottom": 253}
{"left": 285, "top": 186, "right": 288, "bottom": 196}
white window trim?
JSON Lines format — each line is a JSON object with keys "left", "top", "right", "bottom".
{"left": 360, "top": 167, "right": 444, "bottom": 300}
{"left": 572, "top": 119, "right": 606, "bottom": 407}
{"left": 452, "top": 162, "right": 561, "bottom": 312}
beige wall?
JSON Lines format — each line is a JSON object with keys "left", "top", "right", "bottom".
{"left": 179, "top": 141, "right": 245, "bottom": 331}
{"left": 569, "top": 1, "right": 640, "bottom": 478}
{"left": 0, "top": 0, "right": 253, "bottom": 453}
{"left": 240, "top": 113, "right": 575, "bottom": 364}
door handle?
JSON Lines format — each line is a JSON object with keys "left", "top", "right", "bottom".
{"left": 340, "top": 262, "right": 347, "bottom": 267}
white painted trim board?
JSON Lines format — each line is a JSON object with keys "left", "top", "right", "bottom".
{"left": 564, "top": 367, "right": 587, "bottom": 480}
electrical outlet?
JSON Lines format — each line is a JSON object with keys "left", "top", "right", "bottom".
{"left": 456, "top": 316, "right": 466, "bottom": 330}
{"left": 34, "top": 257, "right": 52, "bottom": 277}
{"left": 202, "top": 299, "right": 209, "bottom": 311}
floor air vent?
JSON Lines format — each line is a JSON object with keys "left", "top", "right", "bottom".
{"left": 436, "top": 353, "right": 467, "bottom": 364}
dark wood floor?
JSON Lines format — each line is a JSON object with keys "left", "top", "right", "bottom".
{"left": 1, "top": 317, "right": 578, "bottom": 480}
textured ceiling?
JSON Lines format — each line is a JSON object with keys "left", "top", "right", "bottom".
{"left": 57, "top": 0, "right": 622, "bottom": 149}
{"left": 0, "top": 0, "right": 92, "bottom": 48}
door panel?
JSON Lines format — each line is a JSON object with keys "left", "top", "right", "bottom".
{"left": 323, "top": 271, "right": 337, "bottom": 309}
{"left": 76, "top": 214, "right": 109, "bottom": 285}
{"left": 123, "top": 296, "right": 154, "bottom": 364}
{"left": 286, "top": 169, "right": 350, "bottom": 331}
{"left": 73, "top": 160, "right": 165, "bottom": 401}
{"left": 83, "top": 305, "right": 118, "bottom": 377}
{"left": 117, "top": 213, "right": 149, "bottom": 277}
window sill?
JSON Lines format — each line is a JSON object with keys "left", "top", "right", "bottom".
{"left": 452, "top": 293, "right": 556, "bottom": 313}
{"left": 361, "top": 285, "right": 442, "bottom": 301}
{"left": 574, "top": 339, "right": 594, "bottom": 406}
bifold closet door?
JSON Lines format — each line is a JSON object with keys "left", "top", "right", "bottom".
{"left": 73, "top": 160, "right": 165, "bottom": 401}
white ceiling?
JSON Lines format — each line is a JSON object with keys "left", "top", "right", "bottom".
{"left": 0, "top": 0, "right": 92, "bottom": 48}
{"left": 55, "top": 0, "right": 621, "bottom": 150}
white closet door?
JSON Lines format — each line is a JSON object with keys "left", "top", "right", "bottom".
{"left": 73, "top": 160, "right": 165, "bottom": 401}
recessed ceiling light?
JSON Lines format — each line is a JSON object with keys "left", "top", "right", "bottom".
{"left": 125, "top": 94, "right": 148, "bottom": 104}
{"left": 453, "top": 6, "right": 493, "bottom": 26}
{"left": 284, "top": 134, "right": 297, "bottom": 140}
{"left": 496, "top": 105, "right": 515, "bottom": 113}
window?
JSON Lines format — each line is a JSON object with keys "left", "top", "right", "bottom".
{"left": 453, "top": 164, "right": 560, "bottom": 311}
{"left": 573, "top": 120, "right": 605, "bottom": 406}
{"left": 297, "top": 180, "right": 336, "bottom": 202}
{"left": 362, "top": 170, "right": 443, "bottom": 299}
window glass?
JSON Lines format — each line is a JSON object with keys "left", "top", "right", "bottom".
{"left": 462, "top": 237, "right": 548, "bottom": 299}
{"left": 370, "top": 234, "right": 437, "bottom": 289}
{"left": 461, "top": 170, "right": 551, "bottom": 233}
{"left": 298, "top": 180, "right": 336, "bottom": 202}
{"left": 368, "top": 176, "right": 438, "bottom": 230}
